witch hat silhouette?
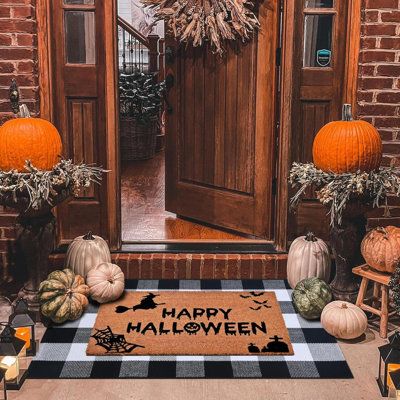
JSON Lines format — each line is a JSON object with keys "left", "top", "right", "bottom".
{"left": 115, "top": 292, "right": 166, "bottom": 313}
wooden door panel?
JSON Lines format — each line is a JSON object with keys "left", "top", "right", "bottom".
{"left": 166, "top": 2, "right": 278, "bottom": 238}
{"left": 51, "top": 0, "right": 115, "bottom": 245}
{"left": 290, "top": 0, "right": 349, "bottom": 239}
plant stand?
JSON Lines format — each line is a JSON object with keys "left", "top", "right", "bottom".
{"left": 0, "top": 187, "right": 70, "bottom": 317}
{"left": 329, "top": 208, "right": 366, "bottom": 302}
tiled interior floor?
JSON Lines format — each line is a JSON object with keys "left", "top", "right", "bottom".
{"left": 121, "top": 151, "right": 251, "bottom": 242}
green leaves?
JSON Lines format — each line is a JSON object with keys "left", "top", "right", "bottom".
{"left": 119, "top": 72, "right": 165, "bottom": 125}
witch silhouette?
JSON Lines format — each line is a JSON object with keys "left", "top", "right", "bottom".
{"left": 115, "top": 292, "right": 165, "bottom": 313}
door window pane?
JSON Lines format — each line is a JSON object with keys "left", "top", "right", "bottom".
{"left": 64, "top": 0, "right": 94, "bottom": 4}
{"left": 65, "top": 11, "right": 96, "bottom": 64}
{"left": 303, "top": 14, "right": 333, "bottom": 67}
{"left": 305, "top": 0, "right": 334, "bottom": 8}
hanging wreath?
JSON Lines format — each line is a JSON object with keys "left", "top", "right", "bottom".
{"left": 141, "top": 0, "right": 260, "bottom": 55}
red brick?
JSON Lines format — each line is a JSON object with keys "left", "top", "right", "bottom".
{"left": 190, "top": 254, "right": 202, "bottom": 279}
{"left": 365, "top": 0, "right": 398, "bottom": 9}
{"left": 251, "top": 255, "right": 263, "bottom": 279}
{"left": 377, "top": 65, "right": 400, "bottom": 77}
{"left": 361, "top": 37, "right": 378, "bottom": 50}
{"left": 377, "top": 92, "right": 400, "bottom": 104}
{"left": 381, "top": 11, "right": 400, "bottom": 23}
{"left": 151, "top": 255, "right": 163, "bottom": 279}
{"left": 163, "top": 254, "right": 177, "bottom": 279}
{"left": 227, "top": 254, "right": 240, "bottom": 279}
{"left": 361, "top": 50, "right": 396, "bottom": 63}
{"left": 176, "top": 254, "right": 188, "bottom": 279}
{"left": 239, "top": 255, "right": 251, "bottom": 279}
{"left": 0, "top": 19, "right": 35, "bottom": 34}
{"left": 262, "top": 257, "right": 276, "bottom": 279}
{"left": 380, "top": 38, "right": 400, "bottom": 50}
{"left": 275, "top": 255, "right": 288, "bottom": 279}
{"left": 0, "top": 33, "right": 11, "bottom": 45}
{"left": 360, "top": 77, "right": 394, "bottom": 90}
{"left": 16, "top": 33, "right": 36, "bottom": 47}
{"left": 363, "top": 10, "right": 379, "bottom": 23}
{"left": 140, "top": 254, "right": 152, "bottom": 279}
{"left": 358, "top": 91, "right": 374, "bottom": 102}
{"left": 375, "top": 117, "right": 400, "bottom": 128}
{"left": 214, "top": 254, "right": 227, "bottom": 279}
{"left": 0, "top": 6, "right": 10, "bottom": 18}
{"left": 127, "top": 254, "right": 141, "bottom": 279}
{"left": 358, "top": 104, "right": 398, "bottom": 116}
{"left": 362, "top": 24, "right": 397, "bottom": 36}
{"left": 0, "top": 61, "right": 14, "bottom": 73}
{"left": 12, "top": 5, "right": 34, "bottom": 19}
{"left": 201, "top": 254, "right": 214, "bottom": 279}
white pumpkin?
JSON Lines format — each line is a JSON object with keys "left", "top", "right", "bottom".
{"left": 321, "top": 301, "right": 368, "bottom": 339}
{"left": 65, "top": 232, "right": 111, "bottom": 277}
{"left": 287, "top": 232, "right": 331, "bottom": 289}
{"left": 86, "top": 262, "right": 125, "bottom": 303}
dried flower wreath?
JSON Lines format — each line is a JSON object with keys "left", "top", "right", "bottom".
{"left": 141, "top": 0, "right": 260, "bottom": 54}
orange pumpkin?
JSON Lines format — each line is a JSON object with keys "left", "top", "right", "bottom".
{"left": 0, "top": 105, "right": 62, "bottom": 172}
{"left": 312, "top": 104, "right": 382, "bottom": 174}
{"left": 361, "top": 226, "right": 400, "bottom": 273}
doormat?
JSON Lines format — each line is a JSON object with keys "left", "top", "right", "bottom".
{"left": 28, "top": 280, "right": 353, "bottom": 379}
{"left": 86, "top": 291, "right": 293, "bottom": 356}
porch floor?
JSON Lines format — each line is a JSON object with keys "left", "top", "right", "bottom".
{"left": 121, "top": 151, "right": 251, "bottom": 242}
{"left": 11, "top": 328, "right": 383, "bottom": 400}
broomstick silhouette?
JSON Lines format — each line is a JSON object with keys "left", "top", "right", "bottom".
{"left": 115, "top": 293, "right": 165, "bottom": 313}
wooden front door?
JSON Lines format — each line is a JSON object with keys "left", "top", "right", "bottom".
{"left": 50, "top": 0, "right": 119, "bottom": 248}
{"left": 165, "top": 1, "right": 279, "bottom": 239}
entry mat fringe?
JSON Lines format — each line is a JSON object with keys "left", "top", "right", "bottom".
{"left": 28, "top": 280, "right": 353, "bottom": 379}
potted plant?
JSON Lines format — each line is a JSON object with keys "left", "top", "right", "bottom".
{"left": 119, "top": 72, "right": 165, "bottom": 160}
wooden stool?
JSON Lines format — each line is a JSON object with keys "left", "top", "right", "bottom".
{"left": 353, "top": 264, "right": 391, "bottom": 338}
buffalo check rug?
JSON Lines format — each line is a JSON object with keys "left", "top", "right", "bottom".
{"left": 28, "top": 280, "right": 353, "bottom": 379}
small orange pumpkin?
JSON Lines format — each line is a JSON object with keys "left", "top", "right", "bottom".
{"left": 312, "top": 104, "right": 382, "bottom": 174}
{"left": 0, "top": 105, "right": 62, "bottom": 172}
{"left": 361, "top": 226, "right": 400, "bottom": 273}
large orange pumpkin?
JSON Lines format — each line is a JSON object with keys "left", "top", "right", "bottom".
{"left": 361, "top": 226, "right": 400, "bottom": 273}
{"left": 312, "top": 104, "right": 382, "bottom": 174}
{"left": 0, "top": 105, "right": 62, "bottom": 172}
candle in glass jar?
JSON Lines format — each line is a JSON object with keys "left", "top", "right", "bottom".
{"left": 14, "top": 328, "right": 31, "bottom": 351}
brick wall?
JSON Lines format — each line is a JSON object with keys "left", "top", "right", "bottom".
{"left": 358, "top": 0, "right": 400, "bottom": 226}
{"left": 0, "top": 0, "right": 39, "bottom": 124}
{"left": 0, "top": 0, "right": 38, "bottom": 290}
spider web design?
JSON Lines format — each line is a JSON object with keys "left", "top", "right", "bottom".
{"left": 91, "top": 326, "right": 145, "bottom": 353}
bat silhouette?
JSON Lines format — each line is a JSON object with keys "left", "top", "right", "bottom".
{"left": 240, "top": 294, "right": 252, "bottom": 299}
{"left": 250, "top": 306, "right": 262, "bottom": 311}
{"left": 250, "top": 292, "right": 264, "bottom": 297}
{"left": 253, "top": 300, "right": 270, "bottom": 306}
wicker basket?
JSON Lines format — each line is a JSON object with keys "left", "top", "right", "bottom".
{"left": 120, "top": 118, "right": 158, "bottom": 161}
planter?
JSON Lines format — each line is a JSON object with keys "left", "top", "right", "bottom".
{"left": 120, "top": 118, "right": 158, "bottom": 161}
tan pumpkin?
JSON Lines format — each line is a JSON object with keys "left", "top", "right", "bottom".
{"left": 321, "top": 301, "right": 367, "bottom": 340}
{"left": 287, "top": 232, "right": 331, "bottom": 289}
{"left": 312, "top": 104, "right": 382, "bottom": 173}
{"left": 86, "top": 262, "right": 125, "bottom": 303}
{"left": 38, "top": 269, "right": 89, "bottom": 324}
{"left": 0, "top": 104, "right": 62, "bottom": 172}
{"left": 65, "top": 232, "right": 111, "bottom": 277}
{"left": 361, "top": 226, "right": 400, "bottom": 273}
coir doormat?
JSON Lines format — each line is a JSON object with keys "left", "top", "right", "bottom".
{"left": 28, "top": 280, "right": 353, "bottom": 379}
{"left": 87, "top": 291, "right": 293, "bottom": 356}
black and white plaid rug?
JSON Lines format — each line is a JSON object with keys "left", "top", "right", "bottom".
{"left": 28, "top": 280, "right": 353, "bottom": 379}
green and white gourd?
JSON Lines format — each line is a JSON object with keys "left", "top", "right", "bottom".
{"left": 292, "top": 277, "right": 332, "bottom": 320}
{"left": 65, "top": 232, "right": 112, "bottom": 277}
{"left": 287, "top": 232, "right": 331, "bottom": 289}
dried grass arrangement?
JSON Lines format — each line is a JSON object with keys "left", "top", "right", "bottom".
{"left": 289, "top": 162, "right": 400, "bottom": 226}
{"left": 141, "top": 0, "right": 260, "bottom": 54}
{"left": 0, "top": 159, "right": 105, "bottom": 211}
